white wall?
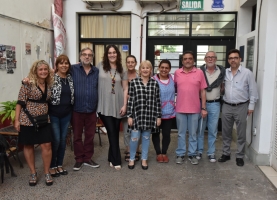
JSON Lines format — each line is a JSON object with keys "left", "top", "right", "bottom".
{"left": 63, "top": 0, "right": 239, "bottom": 63}
{"left": 0, "top": 0, "right": 54, "bottom": 103}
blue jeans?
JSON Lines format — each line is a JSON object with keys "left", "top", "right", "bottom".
{"left": 197, "top": 102, "right": 220, "bottom": 156}
{"left": 129, "top": 130, "right": 151, "bottom": 161}
{"left": 175, "top": 113, "right": 199, "bottom": 157}
{"left": 50, "top": 113, "right": 72, "bottom": 168}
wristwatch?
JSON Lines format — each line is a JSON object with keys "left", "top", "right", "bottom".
{"left": 201, "top": 108, "right": 207, "bottom": 111}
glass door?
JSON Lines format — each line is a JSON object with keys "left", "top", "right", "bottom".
{"left": 190, "top": 39, "right": 235, "bottom": 68}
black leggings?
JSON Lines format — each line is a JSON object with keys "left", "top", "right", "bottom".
{"left": 98, "top": 114, "right": 122, "bottom": 166}
{"left": 152, "top": 118, "right": 175, "bottom": 155}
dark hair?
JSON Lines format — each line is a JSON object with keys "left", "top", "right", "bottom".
{"left": 102, "top": 45, "right": 123, "bottom": 73}
{"left": 182, "top": 51, "right": 195, "bottom": 60}
{"left": 126, "top": 55, "right": 137, "bottom": 63}
{"left": 227, "top": 49, "right": 241, "bottom": 58}
{"left": 55, "top": 54, "right": 71, "bottom": 74}
{"left": 158, "top": 59, "right": 171, "bottom": 69}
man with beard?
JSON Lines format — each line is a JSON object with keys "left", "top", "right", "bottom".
{"left": 71, "top": 47, "right": 100, "bottom": 171}
{"left": 196, "top": 51, "right": 225, "bottom": 162}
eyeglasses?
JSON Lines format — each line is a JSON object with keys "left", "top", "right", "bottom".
{"left": 205, "top": 56, "right": 217, "bottom": 59}
{"left": 228, "top": 57, "right": 239, "bottom": 60}
{"left": 81, "top": 53, "right": 93, "bottom": 57}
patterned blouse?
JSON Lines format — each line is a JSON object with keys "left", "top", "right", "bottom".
{"left": 127, "top": 77, "right": 161, "bottom": 130}
{"left": 17, "top": 84, "right": 51, "bottom": 126}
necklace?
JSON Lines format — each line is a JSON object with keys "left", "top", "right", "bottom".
{"left": 109, "top": 69, "right": 117, "bottom": 94}
{"left": 38, "top": 82, "right": 45, "bottom": 85}
{"left": 61, "top": 77, "right": 67, "bottom": 85}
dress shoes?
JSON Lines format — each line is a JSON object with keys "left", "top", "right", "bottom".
{"left": 236, "top": 158, "right": 244, "bottom": 167}
{"left": 218, "top": 155, "right": 231, "bottom": 162}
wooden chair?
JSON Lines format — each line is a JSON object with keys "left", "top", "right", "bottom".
{"left": 67, "top": 117, "right": 106, "bottom": 150}
{"left": 96, "top": 118, "right": 106, "bottom": 147}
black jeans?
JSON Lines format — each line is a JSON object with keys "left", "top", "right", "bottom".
{"left": 98, "top": 114, "right": 122, "bottom": 166}
{"left": 152, "top": 118, "right": 175, "bottom": 155}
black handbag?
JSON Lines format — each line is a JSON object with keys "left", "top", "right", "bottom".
{"left": 21, "top": 84, "right": 49, "bottom": 131}
{"left": 23, "top": 108, "right": 48, "bottom": 131}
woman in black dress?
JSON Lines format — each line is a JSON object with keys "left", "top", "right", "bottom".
{"left": 14, "top": 60, "right": 53, "bottom": 186}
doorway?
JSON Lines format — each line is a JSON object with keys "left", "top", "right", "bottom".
{"left": 146, "top": 38, "right": 235, "bottom": 72}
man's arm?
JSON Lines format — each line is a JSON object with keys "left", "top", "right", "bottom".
{"left": 200, "top": 89, "right": 208, "bottom": 118}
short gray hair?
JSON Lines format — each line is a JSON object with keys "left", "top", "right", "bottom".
{"left": 80, "top": 47, "right": 94, "bottom": 57}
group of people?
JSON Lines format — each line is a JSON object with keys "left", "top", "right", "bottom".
{"left": 13, "top": 46, "right": 258, "bottom": 187}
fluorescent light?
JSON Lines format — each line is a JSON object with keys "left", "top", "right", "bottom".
{"left": 196, "top": 24, "right": 201, "bottom": 31}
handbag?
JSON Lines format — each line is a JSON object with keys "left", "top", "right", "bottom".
{"left": 23, "top": 108, "right": 48, "bottom": 131}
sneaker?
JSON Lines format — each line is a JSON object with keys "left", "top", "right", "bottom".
{"left": 196, "top": 153, "right": 202, "bottom": 160}
{"left": 188, "top": 156, "right": 199, "bottom": 165}
{"left": 84, "top": 160, "right": 100, "bottom": 168}
{"left": 208, "top": 155, "right": 216, "bottom": 163}
{"left": 175, "top": 156, "right": 185, "bottom": 164}
{"left": 73, "top": 162, "right": 83, "bottom": 171}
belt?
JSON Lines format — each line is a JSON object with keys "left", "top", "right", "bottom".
{"left": 206, "top": 99, "right": 221, "bottom": 103}
{"left": 223, "top": 100, "right": 249, "bottom": 106}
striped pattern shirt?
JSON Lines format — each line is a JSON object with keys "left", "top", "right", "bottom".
{"left": 71, "top": 63, "right": 99, "bottom": 113}
{"left": 127, "top": 77, "right": 161, "bottom": 130}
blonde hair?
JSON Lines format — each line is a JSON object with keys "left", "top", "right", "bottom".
{"left": 139, "top": 60, "right": 153, "bottom": 77}
{"left": 28, "top": 60, "right": 53, "bottom": 87}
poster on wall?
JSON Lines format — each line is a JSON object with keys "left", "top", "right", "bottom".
{"left": 25, "top": 43, "right": 31, "bottom": 55}
{"left": 246, "top": 37, "right": 255, "bottom": 72}
{"left": 0, "top": 45, "right": 6, "bottom": 70}
{"left": 0, "top": 44, "right": 16, "bottom": 73}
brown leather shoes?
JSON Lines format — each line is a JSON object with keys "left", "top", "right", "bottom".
{"left": 156, "top": 154, "right": 164, "bottom": 163}
{"left": 162, "top": 154, "right": 169, "bottom": 163}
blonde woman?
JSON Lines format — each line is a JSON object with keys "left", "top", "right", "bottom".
{"left": 14, "top": 60, "right": 54, "bottom": 186}
{"left": 127, "top": 60, "right": 161, "bottom": 170}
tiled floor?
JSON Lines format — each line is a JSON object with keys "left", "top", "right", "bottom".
{"left": 1, "top": 131, "right": 277, "bottom": 200}
{"left": 259, "top": 166, "right": 277, "bottom": 189}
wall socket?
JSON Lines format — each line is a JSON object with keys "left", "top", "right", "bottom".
{"left": 253, "top": 127, "right": 257, "bottom": 136}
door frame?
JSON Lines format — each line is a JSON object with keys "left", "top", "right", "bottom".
{"left": 146, "top": 38, "right": 235, "bottom": 69}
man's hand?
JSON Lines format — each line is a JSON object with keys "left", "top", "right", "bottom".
{"left": 201, "top": 110, "right": 208, "bottom": 118}
{"left": 248, "top": 109, "right": 254, "bottom": 116}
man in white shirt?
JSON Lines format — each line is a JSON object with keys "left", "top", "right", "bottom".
{"left": 218, "top": 49, "right": 258, "bottom": 167}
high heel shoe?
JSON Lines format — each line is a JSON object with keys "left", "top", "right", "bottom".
{"left": 128, "top": 161, "right": 135, "bottom": 169}
{"left": 45, "top": 173, "right": 53, "bottom": 186}
{"left": 29, "top": 172, "right": 37, "bottom": 186}
{"left": 141, "top": 161, "right": 148, "bottom": 170}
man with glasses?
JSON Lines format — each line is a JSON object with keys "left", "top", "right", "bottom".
{"left": 71, "top": 47, "right": 100, "bottom": 171}
{"left": 218, "top": 49, "right": 258, "bottom": 167}
{"left": 197, "top": 51, "right": 225, "bottom": 162}
{"left": 174, "top": 51, "right": 207, "bottom": 165}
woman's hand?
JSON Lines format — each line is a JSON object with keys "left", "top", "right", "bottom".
{"left": 156, "top": 118, "right": 161, "bottom": 126}
{"left": 128, "top": 117, "right": 133, "bottom": 126}
{"left": 22, "top": 77, "right": 30, "bottom": 84}
{"left": 14, "top": 120, "right": 20, "bottom": 132}
{"left": 120, "top": 105, "right": 127, "bottom": 116}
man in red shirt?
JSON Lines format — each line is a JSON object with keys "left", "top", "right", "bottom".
{"left": 174, "top": 51, "right": 207, "bottom": 165}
